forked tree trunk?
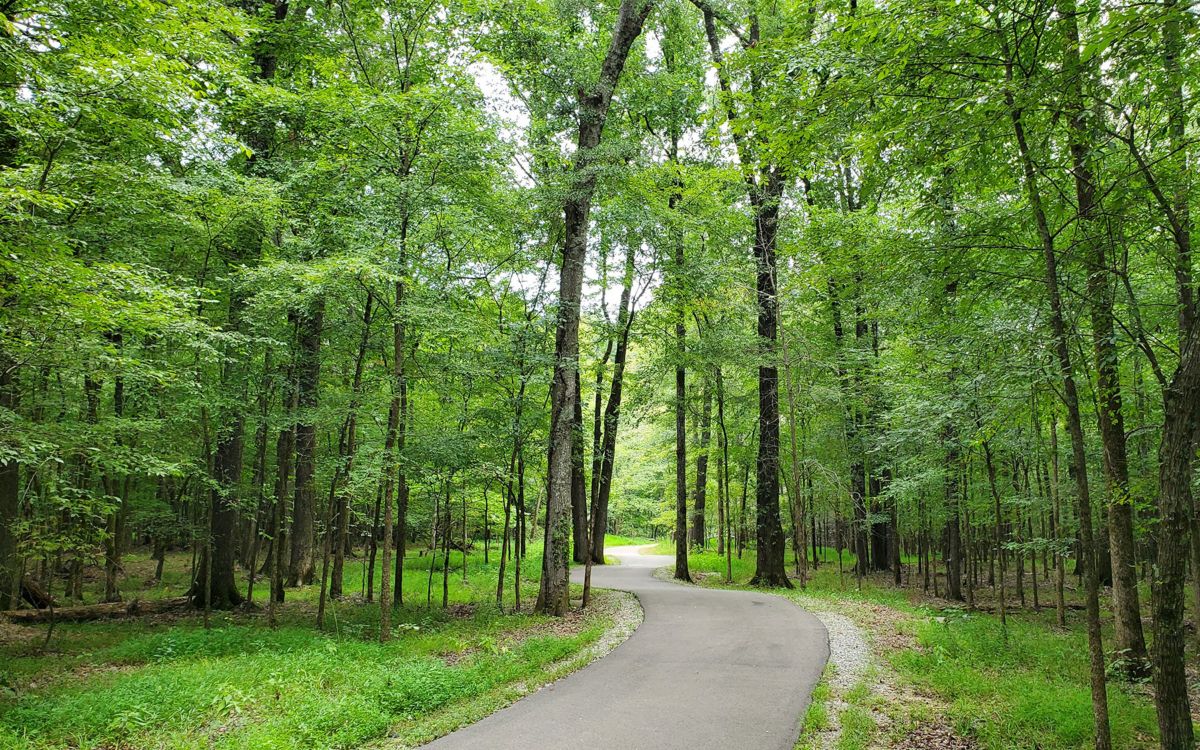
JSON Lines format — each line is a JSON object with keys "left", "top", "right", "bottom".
{"left": 537, "top": 0, "right": 653, "bottom": 615}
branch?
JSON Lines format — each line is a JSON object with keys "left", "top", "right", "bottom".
{"left": 687, "top": 0, "right": 749, "bottom": 47}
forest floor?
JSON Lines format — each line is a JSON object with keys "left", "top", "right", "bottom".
{"left": 0, "top": 543, "right": 641, "bottom": 750}
{"left": 652, "top": 542, "right": 1166, "bottom": 750}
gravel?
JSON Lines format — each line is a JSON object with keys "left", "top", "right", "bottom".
{"left": 813, "top": 610, "right": 871, "bottom": 692}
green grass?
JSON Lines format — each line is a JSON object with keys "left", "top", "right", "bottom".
{"left": 794, "top": 674, "right": 831, "bottom": 749}
{"left": 894, "top": 612, "right": 1158, "bottom": 749}
{"left": 0, "top": 547, "right": 619, "bottom": 750}
{"left": 602, "top": 534, "right": 655, "bottom": 547}
{"left": 667, "top": 544, "right": 1163, "bottom": 749}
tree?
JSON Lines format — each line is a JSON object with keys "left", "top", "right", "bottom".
{"left": 536, "top": 0, "right": 654, "bottom": 616}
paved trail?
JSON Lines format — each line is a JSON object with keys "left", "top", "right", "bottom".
{"left": 420, "top": 546, "right": 829, "bottom": 750}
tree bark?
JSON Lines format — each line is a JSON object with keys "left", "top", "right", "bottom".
{"left": 691, "top": 370, "right": 712, "bottom": 549}
{"left": 1006, "top": 60, "right": 1111, "bottom": 748}
{"left": 1151, "top": 0, "right": 1197, "bottom": 742}
{"left": 288, "top": 296, "right": 323, "bottom": 587}
{"left": 1056, "top": 0, "right": 1148, "bottom": 669}
{"left": 0, "top": 358, "right": 18, "bottom": 610}
{"left": 591, "top": 241, "right": 637, "bottom": 564}
{"left": 193, "top": 282, "right": 250, "bottom": 610}
{"left": 537, "top": 0, "right": 652, "bottom": 615}
{"left": 571, "top": 372, "right": 588, "bottom": 563}
{"left": 698, "top": 6, "right": 789, "bottom": 588}
{"left": 749, "top": 173, "right": 791, "bottom": 588}
{"left": 330, "top": 291, "right": 373, "bottom": 599}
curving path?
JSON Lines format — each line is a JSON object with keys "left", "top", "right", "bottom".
{"left": 420, "top": 545, "right": 829, "bottom": 750}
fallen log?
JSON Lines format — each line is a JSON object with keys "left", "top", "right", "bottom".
{"left": 20, "top": 577, "right": 55, "bottom": 609}
{"left": 1, "top": 596, "right": 191, "bottom": 624}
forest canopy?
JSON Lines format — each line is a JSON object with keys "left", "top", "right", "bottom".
{"left": 1, "top": 0, "right": 1199, "bottom": 747}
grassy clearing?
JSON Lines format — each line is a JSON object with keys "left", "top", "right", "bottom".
{"left": 666, "top": 544, "right": 1163, "bottom": 749}
{"left": 602, "top": 534, "right": 656, "bottom": 548}
{"left": 0, "top": 547, "right": 630, "bottom": 750}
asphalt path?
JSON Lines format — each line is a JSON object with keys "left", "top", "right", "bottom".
{"left": 420, "top": 545, "right": 829, "bottom": 750}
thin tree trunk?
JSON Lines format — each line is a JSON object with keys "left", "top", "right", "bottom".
{"left": 1006, "top": 61, "right": 1111, "bottom": 747}
{"left": 691, "top": 360, "right": 712, "bottom": 550}
{"left": 592, "top": 242, "right": 637, "bottom": 564}
{"left": 288, "top": 297, "right": 324, "bottom": 588}
{"left": 983, "top": 439, "right": 1007, "bottom": 628}
{"left": 1055, "top": 0, "right": 1148, "bottom": 669}
{"left": 331, "top": 291, "right": 374, "bottom": 599}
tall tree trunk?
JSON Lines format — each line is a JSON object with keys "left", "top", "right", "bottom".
{"left": 673, "top": 285, "right": 689, "bottom": 581}
{"left": 0, "top": 9, "right": 20, "bottom": 609}
{"left": 245, "top": 351, "right": 272, "bottom": 606}
{"left": 0, "top": 358, "right": 18, "bottom": 609}
{"left": 195, "top": 410, "right": 246, "bottom": 609}
{"left": 103, "top": 345, "right": 126, "bottom": 604}
{"left": 270, "top": 373, "right": 295, "bottom": 605}
{"left": 538, "top": 0, "right": 652, "bottom": 615}
{"left": 1153, "top": 327, "right": 1200, "bottom": 749}
{"left": 571, "top": 371, "right": 588, "bottom": 564}
{"left": 1151, "top": 0, "right": 1197, "bottom": 742}
{"left": 691, "top": 368, "right": 712, "bottom": 549}
{"left": 982, "top": 439, "right": 1007, "bottom": 628}
{"left": 288, "top": 296, "right": 323, "bottom": 587}
{"left": 330, "top": 291, "right": 373, "bottom": 599}
{"left": 1006, "top": 60, "right": 1111, "bottom": 748}
{"left": 780, "top": 311, "right": 808, "bottom": 587}
{"left": 591, "top": 241, "right": 637, "bottom": 564}
{"left": 749, "top": 175, "right": 791, "bottom": 588}
{"left": 381, "top": 222, "right": 410, "bottom": 634}
{"left": 669, "top": 123, "right": 692, "bottom": 583}
{"left": 1056, "top": 0, "right": 1148, "bottom": 664}
{"left": 717, "top": 366, "right": 733, "bottom": 581}
{"left": 699, "top": 7, "right": 789, "bottom": 587}
{"left": 193, "top": 282, "right": 249, "bottom": 610}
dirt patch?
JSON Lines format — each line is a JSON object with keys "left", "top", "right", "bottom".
{"left": 854, "top": 602, "right": 921, "bottom": 653}
{"left": 893, "top": 722, "right": 978, "bottom": 750}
